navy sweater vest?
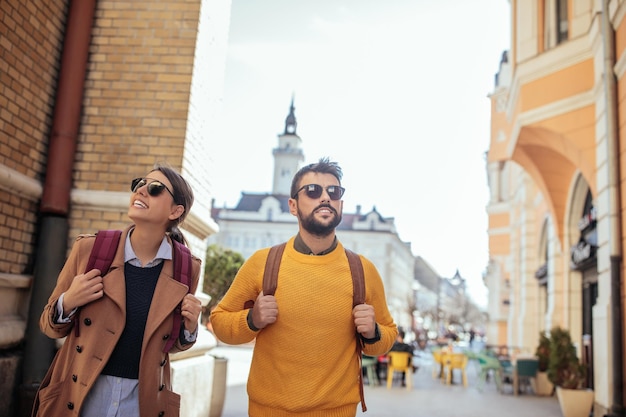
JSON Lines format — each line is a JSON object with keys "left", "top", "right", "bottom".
{"left": 102, "top": 262, "right": 163, "bottom": 379}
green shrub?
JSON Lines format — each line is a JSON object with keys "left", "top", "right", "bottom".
{"left": 202, "top": 244, "right": 245, "bottom": 322}
{"left": 547, "top": 326, "right": 586, "bottom": 389}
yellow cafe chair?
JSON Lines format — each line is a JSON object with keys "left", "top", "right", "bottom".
{"left": 444, "top": 352, "right": 469, "bottom": 387}
{"left": 386, "top": 351, "right": 413, "bottom": 390}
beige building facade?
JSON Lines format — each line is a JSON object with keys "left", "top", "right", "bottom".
{"left": 486, "top": 1, "right": 626, "bottom": 415}
{"left": 0, "top": 1, "right": 228, "bottom": 416}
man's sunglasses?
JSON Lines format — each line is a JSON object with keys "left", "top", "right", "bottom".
{"left": 292, "top": 184, "right": 345, "bottom": 200}
{"left": 131, "top": 177, "right": 176, "bottom": 199}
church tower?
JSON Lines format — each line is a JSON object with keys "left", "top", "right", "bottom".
{"left": 272, "top": 96, "right": 304, "bottom": 195}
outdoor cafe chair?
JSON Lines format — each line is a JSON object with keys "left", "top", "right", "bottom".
{"left": 498, "top": 357, "right": 513, "bottom": 392}
{"left": 431, "top": 349, "right": 445, "bottom": 379}
{"left": 386, "top": 351, "right": 413, "bottom": 390}
{"left": 502, "top": 357, "right": 539, "bottom": 395}
{"left": 463, "top": 349, "right": 481, "bottom": 374}
{"left": 444, "top": 352, "right": 469, "bottom": 387}
{"left": 476, "top": 352, "right": 503, "bottom": 392}
{"left": 361, "top": 355, "right": 379, "bottom": 386}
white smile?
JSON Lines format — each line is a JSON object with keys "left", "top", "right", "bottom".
{"left": 133, "top": 199, "right": 148, "bottom": 208}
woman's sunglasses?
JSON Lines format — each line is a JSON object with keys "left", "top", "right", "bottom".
{"left": 131, "top": 177, "right": 176, "bottom": 199}
{"left": 292, "top": 184, "right": 345, "bottom": 200}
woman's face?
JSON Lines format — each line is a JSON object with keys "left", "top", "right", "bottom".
{"left": 127, "top": 170, "right": 183, "bottom": 228}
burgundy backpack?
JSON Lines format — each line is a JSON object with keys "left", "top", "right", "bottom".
{"left": 74, "top": 230, "right": 192, "bottom": 353}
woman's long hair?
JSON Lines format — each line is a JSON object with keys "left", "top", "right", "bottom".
{"left": 150, "top": 163, "right": 194, "bottom": 246}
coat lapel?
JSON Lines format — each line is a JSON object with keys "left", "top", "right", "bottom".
{"left": 102, "top": 226, "right": 132, "bottom": 312}
{"left": 143, "top": 258, "right": 189, "bottom": 341}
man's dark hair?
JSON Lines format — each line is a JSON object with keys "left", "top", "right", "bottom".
{"left": 290, "top": 157, "right": 343, "bottom": 198}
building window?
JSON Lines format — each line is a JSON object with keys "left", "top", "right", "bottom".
{"left": 556, "top": 0, "right": 568, "bottom": 43}
{"left": 544, "top": 0, "right": 568, "bottom": 49}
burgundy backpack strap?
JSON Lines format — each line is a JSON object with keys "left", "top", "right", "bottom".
{"left": 263, "top": 242, "right": 286, "bottom": 296}
{"left": 75, "top": 230, "right": 122, "bottom": 337}
{"left": 86, "top": 230, "right": 122, "bottom": 274}
{"left": 163, "top": 240, "right": 193, "bottom": 353}
{"left": 172, "top": 240, "right": 192, "bottom": 288}
{"left": 345, "top": 248, "right": 367, "bottom": 412}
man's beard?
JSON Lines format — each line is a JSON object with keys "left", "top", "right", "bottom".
{"left": 298, "top": 205, "right": 342, "bottom": 237}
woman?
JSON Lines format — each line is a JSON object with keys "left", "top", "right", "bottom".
{"left": 32, "top": 164, "right": 202, "bottom": 417}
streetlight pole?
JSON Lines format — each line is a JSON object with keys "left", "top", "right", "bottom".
{"left": 436, "top": 276, "right": 442, "bottom": 339}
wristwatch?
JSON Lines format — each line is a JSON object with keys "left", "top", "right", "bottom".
{"left": 360, "top": 324, "right": 381, "bottom": 344}
{"left": 247, "top": 309, "right": 260, "bottom": 332}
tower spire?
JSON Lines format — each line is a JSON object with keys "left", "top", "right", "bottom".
{"left": 284, "top": 94, "right": 297, "bottom": 135}
{"left": 273, "top": 95, "right": 304, "bottom": 195}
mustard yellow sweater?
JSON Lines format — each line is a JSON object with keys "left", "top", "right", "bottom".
{"left": 211, "top": 238, "right": 397, "bottom": 417}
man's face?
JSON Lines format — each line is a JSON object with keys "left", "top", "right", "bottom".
{"left": 289, "top": 172, "right": 343, "bottom": 237}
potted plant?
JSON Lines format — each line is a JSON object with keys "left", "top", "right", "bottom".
{"left": 547, "top": 327, "right": 593, "bottom": 417}
{"left": 534, "top": 331, "right": 554, "bottom": 396}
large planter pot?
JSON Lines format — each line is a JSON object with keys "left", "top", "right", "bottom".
{"left": 534, "top": 371, "right": 554, "bottom": 396}
{"left": 556, "top": 386, "right": 594, "bottom": 417}
{"left": 209, "top": 356, "right": 228, "bottom": 417}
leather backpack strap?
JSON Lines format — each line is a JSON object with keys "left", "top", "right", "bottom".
{"left": 163, "top": 240, "right": 193, "bottom": 353}
{"left": 345, "top": 249, "right": 365, "bottom": 307}
{"left": 243, "top": 243, "right": 286, "bottom": 309}
{"left": 345, "top": 248, "right": 367, "bottom": 412}
{"left": 263, "top": 242, "right": 286, "bottom": 296}
{"left": 75, "top": 230, "right": 122, "bottom": 337}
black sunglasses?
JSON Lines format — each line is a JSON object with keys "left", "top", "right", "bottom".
{"left": 131, "top": 177, "right": 176, "bottom": 199}
{"left": 292, "top": 184, "right": 345, "bottom": 200}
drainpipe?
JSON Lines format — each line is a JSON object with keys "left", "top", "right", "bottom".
{"left": 18, "top": 1, "right": 96, "bottom": 416}
{"left": 601, "top": 1, "right": 624, "bottom": 416}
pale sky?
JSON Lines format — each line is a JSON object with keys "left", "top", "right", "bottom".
{"left": 209, "top": 0, "right": 511, "bottom": 307}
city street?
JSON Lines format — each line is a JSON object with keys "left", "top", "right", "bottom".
{"left": 211, "top": 344, "right": 563, "bottom": 417}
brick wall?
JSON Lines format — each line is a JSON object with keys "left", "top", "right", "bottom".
{"left": 0, "top": 0, "right": 66, "bottom": 275}
{"left": 76, "top": 0, "right": 201, "bottom": 195}
{"left": 0, "top": 1, "right": 217, "bottom": 414}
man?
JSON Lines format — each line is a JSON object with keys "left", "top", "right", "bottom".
{"left": 211, "top": 157, "right": 397, "bottom": 417}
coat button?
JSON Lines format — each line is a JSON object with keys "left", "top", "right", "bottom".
{"left": 158, "top": 412, "right": 164, "bottom": 417}
{"left": 84, "top": 318, "right": 92, "bottom": 326}
{"left": 159, "top": 384, "right": 165, "bottom": 391}
{"left": 72, "top": 374, "right": 77, "bottom": 382}
{"left": 76, "top": 346, "right": 82, "bottom": 353}
{"left": 162, "top": 334, "right": 169, "bottom": 340}
{"left": 67, "top": 402, "right": 74, "bottom": 410}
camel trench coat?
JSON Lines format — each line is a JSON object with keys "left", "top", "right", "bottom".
{"left": 32, "top": 226, "right": 201, "bottom": 417}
